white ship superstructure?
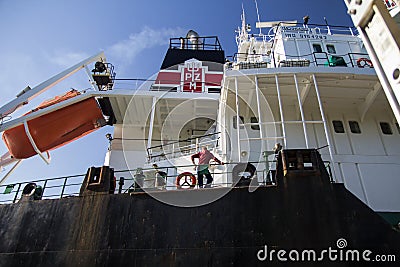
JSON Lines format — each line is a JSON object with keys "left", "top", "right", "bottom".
{"left": 0, "top": 9, "right": 399, "bottom": 216}
{"left": 217, "top": 14, "right": 400, "bottom": 213}
{"left": 98, "top": 11, "right": 400, "bottom": 213}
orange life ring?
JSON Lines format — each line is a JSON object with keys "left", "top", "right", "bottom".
{"left": 357, "top": 58, "right": 373, "bottom": 68}
{"left": 176, "top": 172, "right": 196, "bottom": 189}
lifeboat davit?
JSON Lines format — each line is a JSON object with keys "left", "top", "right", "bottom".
{"left": 2, "top": 90, "right": 105, "bottom": 159}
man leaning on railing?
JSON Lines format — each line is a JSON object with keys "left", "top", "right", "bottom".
{"left": 191, "top": 146, "right": 224, "bottom": 188}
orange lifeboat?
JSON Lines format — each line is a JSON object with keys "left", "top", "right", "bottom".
{"left": 2, "top": 89, "right": 105, "bottom": 159}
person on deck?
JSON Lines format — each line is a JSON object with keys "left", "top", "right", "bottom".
{"left": 191, "top": 146, "right": 223, "bottom": 188}
{"left": 303, "top": 15, "right": 310, "bottom": 27}
{"left": 153, "top": 164, "right": 167, "bottom": 189}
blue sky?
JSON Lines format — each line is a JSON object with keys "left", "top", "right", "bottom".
{"left": 0, "top": 0, "right": 352, "bottom": 183}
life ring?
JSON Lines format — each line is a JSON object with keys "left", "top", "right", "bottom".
{"left": 357, "top": 58, "right": 373, "bottom": 68}
{"left": 176, "top": 172, "right": 196, "bottom": 189}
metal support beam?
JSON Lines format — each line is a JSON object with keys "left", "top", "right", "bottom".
{"left": 0, "top": 51, "right": 105, "bottom": 119}
{"left": 275, "top": 75, "right": 287, "bottom": 147}
{"left": 245, "top": 89, "right": 255, "bottom": 119}
{"left": 313, "top": 74, "right": 337, "bottom": 181}
{"left": 0, "top": 152, "right": 18, "bottom": 169}
{"left": 234, "top": 76, "right": 241, "bottom": 160}
{"left": 254, "top": 76, "right": 265, "bottom": 151}
{"left": 84, "top": 65, "right": 98, "bottom": 91}
{"left": 358, "top": 82, "right": 382, "bottom": 121}
{"left": 300, "top": 81, "right": 312, "bottom": 106}
{"left": 147, "top": 97, "right": 157, "bottom": 150}
{"left": 218, "top": 77, "right": 229, "bottom": 159}
{"left": 294, "top": 74, "right": 309, "bottom": 148}
{"left": 295, "top": 80, "right": 311, "bottom": 121}
{"left": 0, "top": 160, "right": 23, "bottom": 186}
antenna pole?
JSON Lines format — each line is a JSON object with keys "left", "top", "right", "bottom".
{"left": 324, "top": 17, "right": 332, "bottom": 35}
{"left": 255, "top": 0, "right": 262, "bottom": 35}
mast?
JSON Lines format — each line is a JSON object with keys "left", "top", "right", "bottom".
{"left": 236, "top": 5, "right": 250, "bottom": 47}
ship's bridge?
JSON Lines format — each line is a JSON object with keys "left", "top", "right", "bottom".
{"left": 230, "top": 21, "right": 374, "bottom": 71}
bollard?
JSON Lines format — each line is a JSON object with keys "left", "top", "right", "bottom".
{"left": 118, "top": 177, "right": 124, "bottom": 194}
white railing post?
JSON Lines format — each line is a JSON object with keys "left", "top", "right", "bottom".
{"left": 275, "top": 75, "right": 287, "bottom": 147}
{"left": 147, "top": 97, "right": 157, "bottom": 150}
{"left": 234, "top": 76, "right": 242, "bottom": 160}
{"left": 294, "top": 74, "right": 309, "bottom": 148}
{"left": 255, "top": 76, "right": 265, "bottom": 151}
{"left": 313, "top": 74, "right": 337, "bottom": 181}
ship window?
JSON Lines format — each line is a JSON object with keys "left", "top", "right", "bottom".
{"left": 312, "top": 44, "right": 323, "bottom": 53}
{"left": 380, "top": 122, "right": 393, "bottom": 135}
{"left": 250, "top": 117, "right": 260, "bottom": 130}
{"left": 396, "top": 123, "right": 400, "bottom": 134}
{"left": 208, "top": 87, "right": 220, "bottom": 94}
{"left": 349, "top": 121, "right": 361, "bottom": 134}
{"left": 332, "top": 120, "right": 345, "bottom": 133}
{"left": 233, "top": 116, "right": 244, "bottom": 129}
{"left": 326, "top": 45, "right": 336, "bottom": 54}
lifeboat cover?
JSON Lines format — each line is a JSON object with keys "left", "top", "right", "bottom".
{"left": 2, "top": 91, "right": 105, "bottom": 159}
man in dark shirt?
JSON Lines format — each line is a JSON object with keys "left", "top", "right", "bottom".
{"left": 153, "top": 164, "right": 167, "bottom": 189}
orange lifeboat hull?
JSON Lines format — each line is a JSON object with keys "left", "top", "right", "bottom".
{"left": 2, "top": 97, "right": 104, "bottom": 159}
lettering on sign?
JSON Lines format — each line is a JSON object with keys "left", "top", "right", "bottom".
{"left": 281, "top": 26, "right": 308, "bottom": 32}
{"left": 284, "top": 33, "right": 327, "bottom": 40}
{"left": 183, "top": 61, "right": 203, "bottom": 92}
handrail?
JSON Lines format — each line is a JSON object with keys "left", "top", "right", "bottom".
{"left": 0, "top": 173, "right": 85, "bottom": 204}
{"left": 147, "top": 138, "right": 219, "bottom": 163}
{"left": 227, "top": 51, "right": 372, "bottom": 69}
{"left": 147, "top": 132, "right": 221, "bottom": 157}
{"left": 147, "top": 131, "right": 221, "bottom": 151}
{"left": 270, "top": 22, "right": 358, "bottom": 34}
{"left": 0, "top": 158, "right": 335, "bottom": 204}
{"left": 169, "top": 36, "right": 223, "bottom": 51}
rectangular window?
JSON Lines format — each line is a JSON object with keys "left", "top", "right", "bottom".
{"left": 380, "top": 122, "right": 393, "bottom": 135}
{"left": 332, "top": 120, "right": 345, "bottom": 133}
{"left": 250, "top": 117, "right": 260, "bottom": 130}
{"left": 313, "top": 44, "right": 322, "bottom": 53}
{"left": 326, "top": 44, "right": 336, "bottom": 54}
{"left": 233, "top": 116, "right": 244, "bottom": 129}
{"left": 349, "top": 121, "right": 361, "bottom": 134}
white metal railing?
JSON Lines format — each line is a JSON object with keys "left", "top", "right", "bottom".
{"left": 147, "top": 133, "right": 220, "bottom": 163}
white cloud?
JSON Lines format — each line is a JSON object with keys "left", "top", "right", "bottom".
{"left": 47, "top": 51, "right": 91, "bottom": 68}
{"left": 108, "top": 26, "right": 185, "bottom": 64}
